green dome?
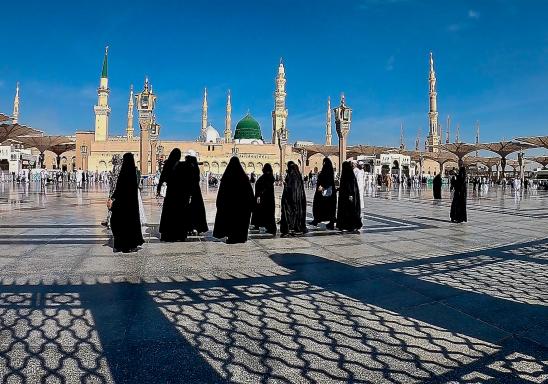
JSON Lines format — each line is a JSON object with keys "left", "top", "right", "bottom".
{"left": 234, "top": 113, "right": 263, "bottom": 141}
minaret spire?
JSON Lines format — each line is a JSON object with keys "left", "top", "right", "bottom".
{"left": 416, "top": 127, "right": 421, "bottom": 151}
{"left": 101, "top": 46, "right": 109, "bottom": 78}
{"left": 272, "top": 59, "right": 288, "bottom": 144}
{"left": 126, "top": 84, "right": 134, "bottom": 141}
{"left": 400, "top": 122, "right": 405, "bottom": 150}
{"left": 325, "top": 97, "right": 332, "bottom": 146}
{"left": 475, "top": 120, "right": 480, "bottom": 156}
{"left": 446, "top": 115, "right": 451, "bottom": 143}
{"left": 12, "top": 82, "right": 20, "bottom": 124}
{"left": 94, "top": 46, "right": 111, "bottom": 141}
{"left": 456, "top": 123, "right": 461, "bottom": 143}
{"left": 426, "top": 51, "right": 440, "bottom": 152}
{"left": 224, "top": 89, "right": 232, "bottom": 143}
{"left": 201, "top": 87, "right": 208, "bottom": 141}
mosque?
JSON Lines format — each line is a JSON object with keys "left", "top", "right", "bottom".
{"left": 55, "top": 48, "right": 304, "bottom": 177}
{"left": 16, "top": 48, "right": 448, "bottom": 178}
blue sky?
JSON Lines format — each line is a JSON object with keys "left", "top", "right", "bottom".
{"left": 0, "top": 0, "right": 546, "bottom": 150}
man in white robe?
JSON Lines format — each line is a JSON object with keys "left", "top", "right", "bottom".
{"left": 353, "top": 161, "right": 366, "bottom": 211}
{"left": 75, "top": 168, "right": 83, "bottom": 189}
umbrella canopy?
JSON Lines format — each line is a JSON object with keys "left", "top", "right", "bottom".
{"left": 0, "top": 123, "right": 43, "bottom": 144}
{"left": 0, "top": 113, "right": 10, "bottom": 122}
{"left": 347, "top": 145, "right": 395, "bottom": 158}
{"left": 529, "top": 156, "right": 548, "bottom": 168}
{"left": 48, "top": 143, "right": 76, "bottom": 156}
{"left": 293, "top": 144, "right": 340, "bottom": 160}
{"left": 479, "top": 141, "right": 535, "bottom": 158}
{"left": 423, "top": 151, "right": 458, "bottom": 166}
{"left": 439, "top": 143, "right": 481, "bottom": 160}
{"left": 515, "top": 136, "right": 548, "bottom": 150}
{"left": 15, "top": 135, "right": 73, "bottom": 153}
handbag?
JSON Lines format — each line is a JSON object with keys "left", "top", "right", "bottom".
{"left": 321, "top": 186, "right": 333, "bottom": 197}
{"left": 160, "top": 183, "right": 167, "bottom": 198}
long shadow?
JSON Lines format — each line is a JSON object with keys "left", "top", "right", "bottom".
{"left": 0, "top": 238, "right": 547, "bottom": 382}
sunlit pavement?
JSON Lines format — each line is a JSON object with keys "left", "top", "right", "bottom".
{"left": 0, "top": 181, "right": 547, "bottom": 383}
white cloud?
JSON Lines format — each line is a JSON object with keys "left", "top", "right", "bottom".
{"left": 468, "top": 10, "right": 480, "bottom": 19}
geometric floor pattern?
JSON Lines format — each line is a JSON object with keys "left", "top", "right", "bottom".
{"left": 0, "top": 182, "right": 547, "bottom": 383}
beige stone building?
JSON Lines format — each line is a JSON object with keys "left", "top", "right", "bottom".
{"left": 67, "top": 50, "right": 300, "bottom": 177}
{"left": 38, "top": 50, "right": 442, "bottom": 177}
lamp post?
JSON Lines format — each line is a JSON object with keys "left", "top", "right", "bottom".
{"left": 334, "top": 94, "right": 352, "bottom": 173}
{"left": 156, "top": 144, "right": 164, "bottom": 172}
{"left": 80, "top": 145, "right": 88, "bottom": 171}
{"left": 277, "top": 128, "right": 288, "bottom": 176}
{"left": 518, "top": 151, "right": 524, "bottom": 183}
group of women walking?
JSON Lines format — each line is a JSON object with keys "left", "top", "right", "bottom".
{"left": 108, "top": 150, "right": 364, "bottom": 252}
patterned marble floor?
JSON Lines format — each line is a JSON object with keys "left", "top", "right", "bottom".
{"left": 0, "top": 181, "right": 546, "bottom": 383}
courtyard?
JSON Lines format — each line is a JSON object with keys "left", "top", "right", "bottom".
{"left": 0, "top": 183, "right": 547, "bottom": 383}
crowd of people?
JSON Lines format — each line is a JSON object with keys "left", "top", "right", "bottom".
{"left": 107, "top": 150, "right": 365, "bottom": 252}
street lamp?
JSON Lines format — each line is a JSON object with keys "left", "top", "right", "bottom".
{"left": 334, "top": 94, "right": 352, "bottom": 173}
{"left": 80, "top": 145, "right": 88, "bottom": 171}
{"left": 277, "top": 128, "right": 288, "bottom": 176}
{"left": 156, "top": 144, "right": 164, "bottom": 171}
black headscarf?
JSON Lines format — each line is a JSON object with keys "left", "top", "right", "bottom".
{"left": 251, "top": 163, "right": 276, "bottom": 235}
{"left": 110, "top": 153, "right": 144, "bottom": 251}
{"left": 157, "top": 148, "right": 181, "bottom": 195}
{"left": 280, "top": 161, "right": 307, "bottom": 235}
{"left": 185, "top": 155, "right": 209, "bottom": 234}
{"left": 336, "top": 161, "right": 362, "bottom": 231}
{"left": 213, "top": 156, "right": 255, "bottom": 243}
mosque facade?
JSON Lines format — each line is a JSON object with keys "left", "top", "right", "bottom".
{"left": 66, "top": 49, "right": 300, "bottom": 177}
{"left": 34, "top": 49, "right": 443, "bottom": 177}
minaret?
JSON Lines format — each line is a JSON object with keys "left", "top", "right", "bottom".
{"left": 415, "top": 127, "right": 421, "bottom": 151}
{"left": 272, "top": 58, "right": 288, "bottom": 145}
{"left": 12, "top": 82, "right": 20, "bottom": 124}
{"left": 201, "top": 88, "right": 208, "bottom": 141}
{"left": 426, "top": 52, "right": 440, "bottom": 152}
{"left": 475, "top": 120, "right": 480, "bottom": 156}
{"left": 399, "top": 122, "right": 405, "bottom": 150}
{"left": 325, "top": 97, "right": 332, "bottom": 146}
{"left": 94, "top": 46, "right": 111, "bottom": 141}
{"left": 224, "top": 90, "right": 232, "bottom": 143}
{"left": 456, "top": 123, "right": 461, "bottom": 143}
{"left": 126, "top": 84, "right": 134, "bottom": 141}
{"left": 446, "top": 115, "right": 451, "bottom": 143}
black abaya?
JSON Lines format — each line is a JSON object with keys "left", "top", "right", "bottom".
{"left": 185, "top": 155, "right": 209, "bottom": 234}
{"left": 280, "top": 163, "right": 307, "bottom": 235}
{"left": 110, "top": 153, "right": 144, "bottom": 252}
{"left": 213, "top": 157, "right": 255, "bottom": 243}
{"left": 312, "top": 158, "right": 336, "bottom": 223}
{"left": 450, "top": 167, "right": 467, "bottom": 223}
{"left": 251, "top": 164, "right": 277, "bottom": 235}
{"left": 336, "top": 162, "right": 362, "bottom": 231}
{"left": 433, "top": 173, "right": 442, "bottom": 199}
{"left": 157, "top": 148, "right": 181, "bottom": 196}
{"left": 159, "top": 161, "right": 192, "bottom": 242}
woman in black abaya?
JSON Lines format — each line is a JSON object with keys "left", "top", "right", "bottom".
{"left": 109, "top": 153, "right": 144, "bottom": 252}
{"left": 280, "top": 162, "right": 307, "bottom": 237}
{"left": 213, "top": 157, "right": 255, "bottom": 244}
{"left": 159, "top": 160, "right": 193, "bottom": 242}
{"left": 185, "top": 155, "right": 209, "bottom": 235}
{"left": 450, "top": 161, "right": 468, "bottom": 223}
{"left": 156, "top": 148, "right": 181, "bottom": 196}
{"left": 251, "top": 163, "right": 276, "bottom": 235}
{"left": 433, "top": 173, "right": 442, "bottom": 199}
{"left": 336, "top": 161, "right": 362, "bottom": 232}
{"left": 311, "top": 157, "right": 336, "bottom": 229}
